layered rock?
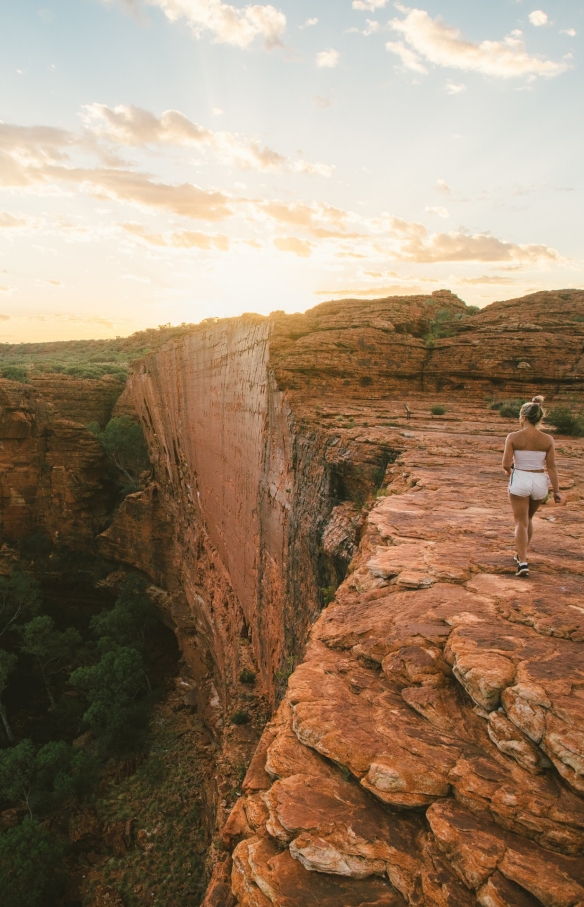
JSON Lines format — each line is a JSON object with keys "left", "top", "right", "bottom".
{"left": 0, "top": 378, "right": 116, "bottom": 544}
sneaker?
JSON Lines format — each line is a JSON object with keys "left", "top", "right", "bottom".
{"left": 515, "top": 563, "right": 529, "bottom": 577}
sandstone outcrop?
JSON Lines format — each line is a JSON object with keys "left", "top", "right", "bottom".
{"left": 2, "top": 289, "right": 583, "bottom": 906}
{"left": 0, "top": 378, "right": 117, "bottom": 544}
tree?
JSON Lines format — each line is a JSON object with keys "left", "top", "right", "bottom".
{"left": 69, "top": 644, "right": 150, "bottom": 754}
{"left": 88, "top": 415, "right": 150, "bottom": 486}
{"left": 0, "top": 738, "right": 94, "bottom": 818}
{"left": 0, "top": 818, "right": 67, "bottom": 907}
{"left": 0, "top": 570, "right": 42, "bottom": 636}
{"left": 0, "top": 739, "right": 36, "bottom": 817}
{"left": 19, "top": 616, "right": 81, "bottom": 708}
{"left": 90, "top": 575, "right": 157, "bottom": 651}
{"left": 0, "top": 648, "right": 17, "bottom": 741}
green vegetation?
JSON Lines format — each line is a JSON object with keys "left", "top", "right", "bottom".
{"left": 424, "top": 304, "right": 479, "bottom": 346}
{"left": 0, "top": 562, "right": 178, "bottom": 906}
{"left": 430, "top": 405, "right": 446, "bottom": 416}
{"left": 18, "top": 616, "right": 81, "bottom": 708}
{"left": 0, "top": 322, "right": 202, "bottom": 382}
{"left": 0, "top": 738, "right": 95, "bottom": 818}
{"left": 230, "top": 709, "right": 251, "bottom": 725}
{"left": 548, "top": 405, "right": 584, "bottom": 436}
{"left": 0, "top": 818, "right": 68, "bottom": 907}
{"left": 88, "top": 415, "right": 150, "bottom": 489}
{"left": 498, "top": 399, "right": 526, "bottom": 419}
{"left": 0, "top": 365, "right": 29, "bottom": 383}
{"left": 0, "top": 570, "right": 42, "bottom": 636}
{"left": 238, "top": 668, "right": 256, "bottom": 685}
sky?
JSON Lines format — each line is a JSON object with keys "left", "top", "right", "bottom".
{"left": 0, "top": 0, "right": 582, "bottom": 341}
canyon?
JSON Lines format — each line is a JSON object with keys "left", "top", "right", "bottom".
{"left": 0, "top": 288, "right": 583, "bottom": 906}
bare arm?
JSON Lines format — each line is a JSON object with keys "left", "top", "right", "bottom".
{"left": 502, "top": 434, "right": 514, "bottom": 476}
{"left": 545, "top": 439, "right": 561, "bottom": 502}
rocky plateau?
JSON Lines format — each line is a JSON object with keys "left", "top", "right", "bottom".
{"left": 1, "top": 288, "right": 583, "bottom": 906}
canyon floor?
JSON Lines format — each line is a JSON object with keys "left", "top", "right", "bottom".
{"left": 208, "top": 398, "right": 584, "bottom": 907}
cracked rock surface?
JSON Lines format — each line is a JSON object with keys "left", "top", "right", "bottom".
{"left": 206, "top": 402, "right": 584, "bottom": 907}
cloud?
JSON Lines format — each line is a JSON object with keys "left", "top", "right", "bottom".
{"left": 388, "top": 5, "right": 568, "bottom": 78}
{"left": 388, "top": 217, "right": 561, "bottom": 263}
{"left": 0, "top": 313, "right": 10, "bottom": 319}
{"left": 560, "top": 28, "right": 576, "bottom": 37}
{"left": 107, "top": 0, "right": 287, "bottom": 49}
{"left": 316, "top": 48, "right": 340, "bottom": 68}
{"left": 83, "top": 103, "right": 215, "bottom": 146}
{"left": 260, "top": 199, "right": 348, "bottom": 233}
{"left": 528, "top": 10, "right": 548, "bottom": 26}
{"left": 300, "top": 17, "right": 318, "bottom": 27}
{"left": 352, "top": 0, "right": 388, "bottom": 9}
{"left": 313, "top": 95, "right": 333, "bottom": 109}
{"left": 274, "top": 236, "right": 313, "bottom": 257}
{"left": 0, "top": 212, "right": 27, "bottom": 228}
{"left": 436, "top": 179, "right": 450, "bottom": 193}
{"left": 315, "top": 283, "right": 426, "bottom": 297}
{"left": 385, "top": 40, "right": 428, "bottom": 73}
{"left": 83, "top": 103, "right": 333, "bottom": 176}
{"left": 426, "top": 206, "right": 449, "bottom": 218}
{"left": 456, "top": 274, "right": 518, "bottom": 285}
{"left": 0, "top": 286, "right": 16, "bottom": 295}
{"left": 121, "top": 221, "right": 229, "bottom": 249}
{"left": 445, "top": 80, "right": 466, "bottom": 94}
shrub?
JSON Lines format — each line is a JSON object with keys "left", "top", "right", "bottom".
{"left": 499, "top": 399, "right": 526, "bottom": 419}
{"left": 359, "top": 376, "right": 373, "bottom": 387}
{"left": 231, "top": 710, "right": 250, "bottom": 725}
{"left": 489, "top": 401, "right": 503, "bottom": 410}
{"left": 239, "top": 669, "right": 256, "bottom": 685}
{"left": 548, "top": 406, "right": 584, "bottom": 436}
{"left": 0, "top": 366, "right": 29, "bottom": 383}
{"left": 0, "top": 818, "right": 67, "bottom": 907}
{"left": 430, "top": 405, "right": 446, "bottom": 416}
{"left": 88, "top": 415, "right": 150, "bottom": 485}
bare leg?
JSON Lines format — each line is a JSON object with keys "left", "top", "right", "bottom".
{"left": 509, "top": 494, "right": 530, "bottom": 563}
{"left": 527, "top": 497, "right": 543, "bottom": 553}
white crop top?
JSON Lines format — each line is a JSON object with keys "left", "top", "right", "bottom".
{"left": 514, "top": 449, "right": 547, "bottom": 469}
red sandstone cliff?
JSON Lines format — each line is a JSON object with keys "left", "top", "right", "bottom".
{"left": 2, "top": 289, "right": 583, "bottom": 906}
{"left": 92, "top": 288, "right": 584, "bottom": 907}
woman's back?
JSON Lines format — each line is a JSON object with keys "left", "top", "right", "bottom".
{"left": 509, "top": 424, "right": 552, "bottom": 453}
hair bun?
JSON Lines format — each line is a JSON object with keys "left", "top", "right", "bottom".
{"left": 532, "top": 395, "right": 544, "bottom": 405}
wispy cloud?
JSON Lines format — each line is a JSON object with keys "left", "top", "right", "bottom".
{"left": 560, "top": 28, "right": 576, "bottom": 37}
{"left": 387, "top": 217, "right": 560, "bottom": 263}
{"left": 352, "top": 0, "right": 388, "bottom": 10}
{"left": 387, "top": 4, "right": 568, "bottom": 78}
{"left": 103, "top": 0, "right": 286, "bottom": 49}
{"left": 82, "top": 103, "right": 334, "bottom": 175}
{"left": 121, "top": 221, "right": 230, "bottom": 249}
{"left": 274, "top": 236, "right": 313, "bottom": 257}
{"left": 445, "top": 80, "right": 466, "bottom": 94}
{"left": 0, "top": 212, "right": 28, "bottom": 228}
{"left": 425, "top": 206, "right": 449, "bottom": 218}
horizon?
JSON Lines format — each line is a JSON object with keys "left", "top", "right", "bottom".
{"left": 1, "top": 0, "right": 583, "bottom": 343}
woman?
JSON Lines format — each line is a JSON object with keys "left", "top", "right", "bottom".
{"left": 502, "top": 395, "right": 561, "bottom": 577}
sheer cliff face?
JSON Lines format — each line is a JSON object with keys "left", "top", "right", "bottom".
{"left": 0, "top": 378, "right": 116, "bottom": 545}
{"left": 124, "top": 317, "right": 297, "bottom": 708}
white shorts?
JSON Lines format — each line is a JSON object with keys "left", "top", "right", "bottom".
{"left": 508, "top": 469, "right": 549, "bottom": 500}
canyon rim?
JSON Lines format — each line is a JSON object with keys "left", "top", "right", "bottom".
{"left": 0, "top": 288, "right": 583, "bottom": 906}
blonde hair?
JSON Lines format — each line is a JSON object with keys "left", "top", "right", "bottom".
{"left": 520, "top": 395, "right": 545, "bottom": 425}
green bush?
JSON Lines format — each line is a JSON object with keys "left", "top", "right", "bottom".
{"left": 90, "top": 575, "right": 157, "bottom": 650}
{"left": 0, "top": 569, "right": 42, "bottom": 635}
{"left": 548, "top": 406, "right": 584, "bottom": 436}
{"left": 231, "top": 709, "right": 250, "bottom": 725}
{"left": 0, "top": 818, "right": 67, "bottom": 907}
{"left": 430, "top": 405, "right": 446, "bottom": 416}
{"left": 489, "top": 401, "right": 503, "bottom": 410}
{"left": 70, "top": 644, "right": 151, "bottom": 755}
{"left": 0, "top": 366, "right": 29, "bottom": 383}
{"left": 499, "top": 399, "right": 526, "bottom": 419}
{"left": 239, "top": 669, "right": 256, "bottom": 685}
{"left": 88, "top": 415, "right": 150, "bottom": 485}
